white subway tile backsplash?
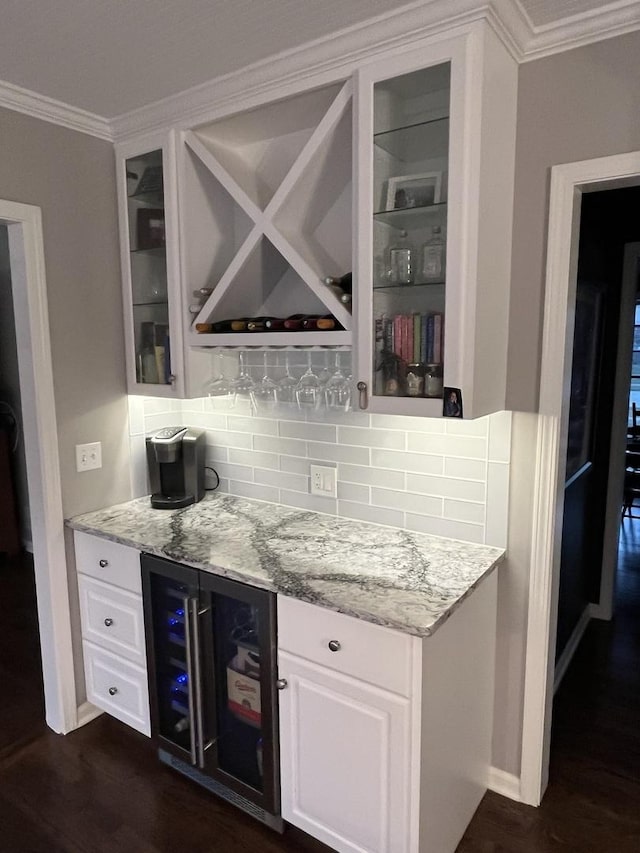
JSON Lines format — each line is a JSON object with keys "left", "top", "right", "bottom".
{"left": 280, "top": 490, "right": 337, "bottom": 515}
{"left": 443, "top": 499, "right": 485, "bottom": 524}
{"left": 338, "top": 463, "right": 405, "bottom": 490}
{"left": 337, "top": 482, "right": 370, "bottom": 504}
{"left": 372, "top": 449, "right": 443, "bottom": 476}
{"left": 132, "top": 394, "right": 513, "bottom": 547}
{"left": 307, "top": 441, "right": 370, "bottom": 466}
{"left": 227, "top": 415, "right": 278, "bottom": 436}
{"left": 371, "top": 488, "right": 442, "bottom": 517}
{"left": 406, "top": 473, "right": 486, "bottom": 502}
{"left": 405, "top": 513, "right": 484, "bottom": 544}
{"left": 255, "top": 469, "right": 308, "bottom": 493}
{"left": 338, "top": 501, "right": 405, "bottom": 529}
{"left": 229, "top": 448, "right": 279, "bottom": 470}
{"left": 229, "top": 480, "right": 280, "bottom": 504}
{"left": 279, "top": 420, "right": 337, "bottom": 443}
{"left": 254, "top": 435, "right": 307, "bottom": 457}
{"left": 406, "top": 433, "right": 487, "bottom": 459}
{"left": 338, "top": 426, "right": 405, "bottom": 450}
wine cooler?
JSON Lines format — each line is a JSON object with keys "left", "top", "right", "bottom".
{"left": 141, "top": 553, "right": 282, "bottom": 830}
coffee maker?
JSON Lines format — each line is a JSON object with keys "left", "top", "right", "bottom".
{"left": 146, "top": 426, "right": 206, "bottom": 509}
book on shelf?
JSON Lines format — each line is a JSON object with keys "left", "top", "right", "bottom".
{"left": 377, "top": 311, "right": 444, "bottom": 365}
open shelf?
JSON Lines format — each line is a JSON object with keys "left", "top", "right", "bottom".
{"left": 189, "top": 330, "right": 352, "bottom": 348}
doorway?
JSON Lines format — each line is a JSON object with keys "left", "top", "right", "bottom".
{"left": 0, "top": 199, "right": 77, "bottom": 735}
{"left": 520, "top": 152, "right": 640, "bottom": 807}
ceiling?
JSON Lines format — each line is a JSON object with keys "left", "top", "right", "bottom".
{"left": 0, "top": 0, "right": 636, "bottom": 120}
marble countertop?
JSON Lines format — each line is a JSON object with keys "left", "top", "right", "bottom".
{"left": 67, "top": 493, "right": 505, "bottom": 638}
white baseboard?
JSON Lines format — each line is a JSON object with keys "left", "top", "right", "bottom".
{"left": 76, "top": 701, "right": 103, "bottom": 729}
{"left": 22, "top": 538, "right": 33, "bottom": 553}
{"left": 487, "top": 766, "right": 522, "bottom": 802}
{"left": 588, "top": 601, "right": 611, "bottom": 622}
{"left": 553, "top": 603, "right": 595, "bottom": 694}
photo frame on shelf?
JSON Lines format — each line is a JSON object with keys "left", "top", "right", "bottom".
{"left": 137, "top": 208, "right": 166, "bottom": 250}
{"left": 385, "top": 172, "right": 442, "bottom": 212}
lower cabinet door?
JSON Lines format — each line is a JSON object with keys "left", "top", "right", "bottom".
{"left": 278, "top": 651, "right": 411, "bottom": 853}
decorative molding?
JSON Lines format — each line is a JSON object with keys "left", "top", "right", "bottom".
{"left": 0, "top": 78, "right": 112, "bottom": 140}
{"left": 553, "top": 604, "right": 592, "bottom": 694}
{"left": 522, "top": 0, "right": 640, "bottom": 62}
{"left": 487, "top": 766, "right": 522, "bottom": 801}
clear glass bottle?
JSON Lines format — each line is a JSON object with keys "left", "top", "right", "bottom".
{"left": 421, "top": 225, "right": 445, "bottom": 282}
{"left": 389, "top": 230, "right": 414, "bottom": 284}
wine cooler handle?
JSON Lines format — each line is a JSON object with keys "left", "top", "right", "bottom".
{"left": 190, "top": 598, "right": 207, "bottom": 770}
{"left": 182, "top": 595, "right": 198, "bottom": 766}
{"left": 357, "top": 381, "right": 368, "bottom": 410}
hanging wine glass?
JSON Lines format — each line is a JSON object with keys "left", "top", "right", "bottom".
{"left": 251, "top": 352, "right": 278, "bottom": 412}
{"left": 296, "top": 352, "right": 321, "bottom": 409}
{"left": 317, "top": 351, "right": 332, "bottom": 386}
{"left": 203, "top": 351, "right": 230, "bottom": 402}
{"left": 230, "top": 351, "right": 256, "bottom": 410}
{"left": 324, "top": 352, "right": 351, "bottom": 411}
{"left": 276, "top": 353, "right": 298, "bottom": 405}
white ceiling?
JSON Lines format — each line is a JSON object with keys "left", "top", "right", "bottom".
{"left": 0, "top": 0, "right": 635, "bottom": 120}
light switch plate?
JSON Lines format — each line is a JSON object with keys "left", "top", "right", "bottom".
{"left": 310, "top": 464, "right": 337, "bottom": 498}
{"left": 76, "top": 441, "right": 102, "bottom": 472}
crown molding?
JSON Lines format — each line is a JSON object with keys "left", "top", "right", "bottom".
{"left": 0, "top": 78, "right": 112, "bottom": 140}
{"left": 522, "top": 0, "right": 640, "bottom": 62}
{"left": 111, "top": 0, "right": 529, "bottom": 142}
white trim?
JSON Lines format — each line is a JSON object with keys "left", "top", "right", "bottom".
{"left": 521, "top": 151, "right": 640, "bottom": 808}
{"left": 76, "top": 701, "right": 103, "bottom": 729}
{"left": 1, "top": 200, "right": 78, "bottom": 734}
{"left": 553, "top": 603, "right": 595, "bottom": 694}
{"left": 487, "top": 766, "right": 522, "bottom": 802}
{"left": 0, "top": 78, "right": 112, "bottom": 140}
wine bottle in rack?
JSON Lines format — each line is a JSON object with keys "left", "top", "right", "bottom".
{"left": 322, "top": 272, "right": 352, "bottom": 305}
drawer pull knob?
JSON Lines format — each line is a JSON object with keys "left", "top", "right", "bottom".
{"left": 276, "top": 678, "right": 288, "bottom": 690}
{"left": 99, "top": 559, "right": 109, "bottom": 568}
{"left": 104, "top": 617, "right": 113, "bottom": 627}
{"left": 328, "top": 640, "right": 341, "bottom": 652}
{"left": 108, "top": 686, "right": 118, "bottom": 696}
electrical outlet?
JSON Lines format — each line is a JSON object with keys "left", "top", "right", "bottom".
{"left": 76, "top": 441, "right": 102, "bottom": 472}
{"left": 310, "top": 464, "right": 337, "bottom": 498}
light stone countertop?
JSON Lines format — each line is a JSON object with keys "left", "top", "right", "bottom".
{"left": 67, "top": 492, "right": 505, "bottom": 638}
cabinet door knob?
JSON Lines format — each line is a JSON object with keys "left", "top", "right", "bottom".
{"left": 108, "top": 686, "right": 118, "bottom": 696}
{"left": 328, "top": 640, "right": 341, "bottom": 652}
{"left": 276, "top": 678, "right": 288, "bottom": 690}
{"left": 356, "top": 381, "right": 368, "bottom": 410}
{"left": 99, "top": 559, "right": 109, "bottom": 568}
{"left": 104, "top": 617, "right": 113, "bottom": 627}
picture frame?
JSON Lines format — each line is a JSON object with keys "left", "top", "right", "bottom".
{"left": 136, "top": 208, "right": 166, "bottom": 250}
{"left": 385, "top": 172, "right": 442, "bottom": 211}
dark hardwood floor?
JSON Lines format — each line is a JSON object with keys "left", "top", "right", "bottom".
{"left": 2, "top": 524, "right": 640, "bottom": 852}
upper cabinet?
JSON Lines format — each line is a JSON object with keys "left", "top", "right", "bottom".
{"left": 115, "top": 21, "right": 516, "bottom": 415}
{"left": 116, "top": 131, "right": 185, "bottom": 396}
{"left": 178, "top": 83, "right": 354, "bottom": 349}
{"left": 355, "top": 28, "right": 517, "bottom": 419}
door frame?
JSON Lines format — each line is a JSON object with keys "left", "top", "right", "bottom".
{"left": 520, "top": 152, "right": 640, "bottom": 806}
{"left": 0, "top": 199, "right": 77, "bottom": 734}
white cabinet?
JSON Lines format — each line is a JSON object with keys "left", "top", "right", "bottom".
{"left": 74, "top": 531, "right": 150, "bottom": 735}
{"left": 354, "top": 26, "right": 517, "bottom": 419}
{"left": 277, "top": 571, "right": 498, "bottom": 853}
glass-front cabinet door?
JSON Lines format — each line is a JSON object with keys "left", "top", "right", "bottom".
{"left": 116, "top": 132, "right": 184, "bottom": 396}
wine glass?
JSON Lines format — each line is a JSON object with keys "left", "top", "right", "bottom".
{"left": 251, "top": 352, "right": 278, "bottom": 412}
{"left": 230, "top": 351, "right": 255, "bottom": 410}
{"left": 203, "top": 352, "right": 230, "bottom": 402}
{"left": 296, "top": 352, "right": 321, "bottom": 409}
{"left": 317, "top": 351, "right": 333, "bottom": 386}
{"left": 276, "top": 353, "right": 298, "bottom": 405}
{"left": 324, "top": 352, "right": 351, "bottom": 411}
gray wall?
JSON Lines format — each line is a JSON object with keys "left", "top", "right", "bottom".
{"left": 0, "top": 107, "right": 131, "bottom": 517}
{"left": 506, "top": 30, "right": 640, "bottom": 413}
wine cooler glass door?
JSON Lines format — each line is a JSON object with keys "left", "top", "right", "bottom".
{"left": 198, "top": 573, "right": 280, "bottom": 815}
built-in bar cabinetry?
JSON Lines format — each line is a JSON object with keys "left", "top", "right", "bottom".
{"left": 115, "top": 21, "right": 516, "bottom": 416}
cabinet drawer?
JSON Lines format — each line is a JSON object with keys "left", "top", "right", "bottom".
{"left": 74, "top": 530, "right": 141, "bottom": 593}
{"left": 78, "top": 575, "right": 146, "bottom": 667}
{"left": 83, "top": 641, "right": 150, "bottom": 736}
{"left": 277, "top": 596, "right": 413, "bottom": 697}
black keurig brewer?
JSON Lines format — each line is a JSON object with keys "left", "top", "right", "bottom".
{"left": 146, "top": 426, "right": 206, "bottom": 509}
